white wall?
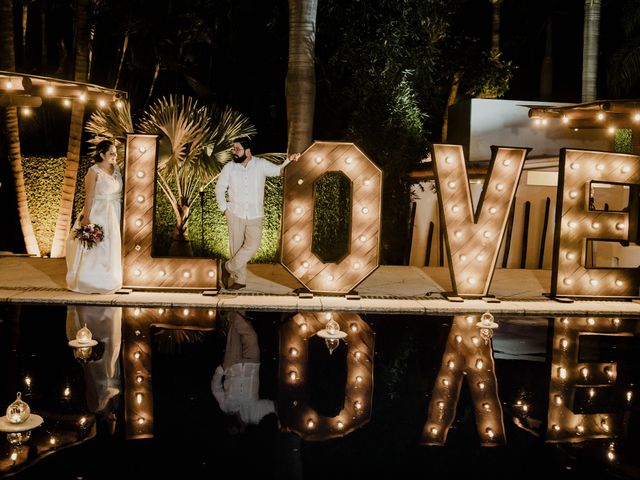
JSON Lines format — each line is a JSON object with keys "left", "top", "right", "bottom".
{"left": 448, "top": 99, "right": 613, "bottom": 161}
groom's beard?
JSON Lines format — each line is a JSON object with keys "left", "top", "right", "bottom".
{"left": 233, "top": 154, "right": 247, "bottom": 163}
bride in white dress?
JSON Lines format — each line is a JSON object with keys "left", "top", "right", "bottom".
{"left": 66, "top": 140, "right": 123, "bottom": 293}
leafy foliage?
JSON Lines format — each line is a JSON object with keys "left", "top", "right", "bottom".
{"left": 315, "top": 0, "right": 513, "bottom": 263}
{"left": 312, "top": 172, "right": 351, "bottom": 263}
{"left": 21, "top": 157, "right": 67, "bottom": 256}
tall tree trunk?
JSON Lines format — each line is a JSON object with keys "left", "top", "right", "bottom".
{"left": 539, "top": 19, "right": 553, "bottom": 101}
{"left": 582, "top": 0, "right": 601, "bottom": 102}
{"left": 40, "top": 3, "right": 46, "bottom": 66}
{"left": 0, "top": 0, "right": 41, "bottom": 256}
{"left": 21, "top": 1, "right": 28, "bottom": 64}
{"left": 285, "top": 0, "right": 317, "bottom": 154}
{"left": 441, "top": 71, "right": 461, "bottom": 143}
{"left": 114, "top": 32, "right": 129, "bottom": 90}
{"left": 490, "top": 0, "right": 502, "bottom": 58}
{"left": 50, "top": 0, "right": 90, "bottom": 257}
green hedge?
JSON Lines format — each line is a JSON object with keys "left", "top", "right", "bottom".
{"left": 22, "top": 156, "right": 66, "bottom": 256}
{"left": 153, "top": 177, "right": 284, "bottom": 262}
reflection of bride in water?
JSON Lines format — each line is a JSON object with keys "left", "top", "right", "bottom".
{"left": 66, "top": 306, "right": 122, "bottom": 424}
{"left": 211, "top": 311, "right": 275, "bottom": 433}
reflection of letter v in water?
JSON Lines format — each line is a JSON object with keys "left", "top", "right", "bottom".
{"left": 211, "top": 311, "right": 275, "bottom": 432}
{"left": 66, "top": 306, "right": 122, "bottom": 424}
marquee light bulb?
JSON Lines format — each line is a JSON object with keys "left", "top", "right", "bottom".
{"left": 489, "top": 207, "right": 497, "bottom": 214}
{"left": 448, "top": 181, "right": 456, "bottom": 189}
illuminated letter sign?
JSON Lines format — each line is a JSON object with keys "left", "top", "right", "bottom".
{"left": 431, "top": 144, "right": 529, "bottom": 296}
{"left": 551, "top": 149, "right": 640, "bottom": 298}
{"left": 421, "top": 315, "right": 505, "bottom": 446}
{"left": 122, "top": 134, "right": 218, "bottom": 290}
{"left": 278, "top": 312, "right": 374, "bottom": 440}
{"left": 547, "top": 316, "right": 634, "bottom": 442}
{"left": 281, "top": 141, "right": 382, "bottom": 295}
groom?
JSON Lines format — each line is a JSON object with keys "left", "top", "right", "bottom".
{"left": 215, "top": 137, "right": 300, "bottom": 289}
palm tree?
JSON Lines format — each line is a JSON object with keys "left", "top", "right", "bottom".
{"left": 87, "top": 95, "right": 257, "bottom": 255}
{"left": 286, "top": 0, "right": 318, "bottom": 154}
{"left": 582, "top": 0, "right": 601, "bottom": 102}
{"left": 50, "top": 0, "right": 91, "bottom": 258}
{"left": 0, "top": 0, "right": 40, "bottom": 256}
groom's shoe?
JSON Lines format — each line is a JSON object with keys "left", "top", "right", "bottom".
{"left": 220, "top": 262, "right": 232, "bottom": 289}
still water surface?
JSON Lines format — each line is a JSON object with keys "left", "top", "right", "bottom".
{"left": 0, "top": 304, "right": 638, "bottom": 479}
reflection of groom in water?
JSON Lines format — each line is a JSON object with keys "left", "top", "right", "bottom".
{"left": 211, "top": 311, "right": 275, "bottom": 432}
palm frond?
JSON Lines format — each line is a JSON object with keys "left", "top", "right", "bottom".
{"left": 85, "top": 102, "right": 134, "bottom": 168}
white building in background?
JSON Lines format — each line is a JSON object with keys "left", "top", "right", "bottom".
{"left": 410, "top": 98, "right": 639, "bottom": 269}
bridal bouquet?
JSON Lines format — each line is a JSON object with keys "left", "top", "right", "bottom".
{"left": 73, "top": 223, "right": 105, "bottom": 250}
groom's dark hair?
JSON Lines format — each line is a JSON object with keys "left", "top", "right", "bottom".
{"left": 233, "top": 137, "right": 252, "bottom": 151}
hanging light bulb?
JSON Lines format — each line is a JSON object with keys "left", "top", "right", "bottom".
{"left": 317, "top": 318, "right": 347, "bottom": 354}
{"left": 476, "top": 312, "right": 498, "bottom": 344}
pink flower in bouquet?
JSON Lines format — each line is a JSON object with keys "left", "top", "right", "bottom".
{"left": 73, "top": 223, "right": 105, "bottom": 250}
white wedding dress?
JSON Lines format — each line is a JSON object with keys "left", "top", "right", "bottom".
{"left": 66, "top": 163, "right": 123, "bottom": 294}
